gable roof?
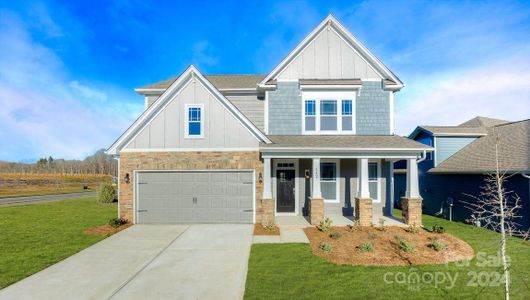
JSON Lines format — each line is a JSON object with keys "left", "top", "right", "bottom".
{"left": 458, "top": 116, "right": 510, "bottom": 128}
{"left": 430, "top": 120, "right": 530, "bottom": 174}
{"left": 409, "top": 116, "right": 512, "bottom": 139}
{"left": 136, "top": 74, "right": 266, "bottom": 93}
{"left": 107, "top": 66, "right": 271, "bottom": 155}
{"left": 259, "top": 14, "right": 403, "bottom": 88}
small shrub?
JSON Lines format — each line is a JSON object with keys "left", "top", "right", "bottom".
{"left": 357, "top": 242, "right": 374, "bottom": 252}
{"left": 319, "top": 242, "right": 333, "bottom": 253}
{"left": 378, "top": 218, "right": 387, "bottom": 231}
{"left": 395, "top": 236, "right": 415, "bottom": 253}
{"left": 347, "top": 220, "right": 360, "bottom": 232}
{"left": 406, "top": 224, "right": 420, "bottom": 234}
{"left": 97, "top": 183, "right": 115, "bottom": 204}
{"left": 108, "top": 217, "right": 128, "bottom": 228}
{"left": 329, "top": 231, "right": 342, "bottom": 239}
{"left": 428, "top": 238, "right": 448, "bottom": 252}
{"left": 432, "top": 225, "right": 445, "bottom": 233}
{"left": 263, "top": 222, "right": 278, "bottom": 232}
{"left": 426, "top": 225, "right": 445, "bottom": 233}
{"left": 316, "top": 217, "right": 333, "bottom": 232}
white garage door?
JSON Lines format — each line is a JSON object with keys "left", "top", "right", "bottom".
{"left": 136, "top": 171, "right": 254, "bottom": 224}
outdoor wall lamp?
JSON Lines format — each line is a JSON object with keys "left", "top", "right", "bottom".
{"left": 258, "top": 172, "right": 263, "bottom": 184}
{"left": 124, "top": 173, "right": 130, "bottom": 184}
{"left": 304, "top": 169, "right": 311, "bottom": 179}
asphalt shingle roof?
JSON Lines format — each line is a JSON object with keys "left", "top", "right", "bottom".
{"left": 138, "top": 74, "right": 266, "bottom": 91}
{"left": 430, "top": 120, "right": 530, "bottom": 173}
{"left": 420, "top": 126, "right": 488, "bottom": 135}
{"left": 261, "top": 135, "right": 432, "bottom": 150}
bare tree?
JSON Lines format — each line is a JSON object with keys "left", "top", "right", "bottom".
{"left": 465, "top": 130, "right": 529, "bottom": 300}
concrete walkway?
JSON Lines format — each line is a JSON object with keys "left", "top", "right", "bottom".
{"left": 0, "top": 191, "right": 96, "bottom": 207}
{"left": 0, "top": 224, "right": 253, "bottom": 300}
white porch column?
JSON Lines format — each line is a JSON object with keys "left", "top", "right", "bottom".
{"left": 405, "top": 158, "right": 421, "bottom": 198}
{"left": 357, "top": 158, "right": 370, "bottom": 198}
{"left": 262, "top": 157, "right": 272, "bottom": 199}
{"left": 312, "top": 158, "right": 322, "bottom": 198}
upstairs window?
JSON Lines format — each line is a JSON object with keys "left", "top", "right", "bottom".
{"left": 342, "top": 100, "right": 353, "bottom": 131}
{"left": 302, "top": 92, "right": 356, "bottom": 134}
{"left": 185, "top": 104, "right": 203, "bottom": 138}
{"left": 320, "top": 100, "right": 337, "bottom": 131}
{"left": 304, "top": 100, "right": 316, "bottom": 131}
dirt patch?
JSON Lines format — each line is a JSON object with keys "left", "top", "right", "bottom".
{"left": 84, "top": 223, "right": 132, "bottom": 237}
{"left": 254, "top": 224, "right": 280, "bottom": 236}
{"left": 304, "top": 226, "right": 474, "bottom": 266}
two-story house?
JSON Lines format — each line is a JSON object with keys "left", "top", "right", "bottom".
{"left": 106, "top": 15, "right": 431, "bottom": 226}
{"left": 397, "top": 117, "right": 530, "bottom": 230}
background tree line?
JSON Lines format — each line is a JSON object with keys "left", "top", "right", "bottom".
{"left": 0, "top": 149, "right": 117, "bottom": 176}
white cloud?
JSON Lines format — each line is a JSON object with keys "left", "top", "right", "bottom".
{"left": 191, "top": 41, "right": 218, "bottom": 67}
{"left": 395, "top": 52, "right": 530, "bottom": 135}
{"left": 0, "top": 11, "right": 141, "bottom": 161}
{"left": 69, "top": 80, "right": 108, "bottom": 102}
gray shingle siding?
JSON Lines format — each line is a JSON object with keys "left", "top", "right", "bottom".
{"left": 356, "top": 81, "right": 390, "bottom": 135}
{"left": 268, "top": 81, "right": 302, "bottom": 135}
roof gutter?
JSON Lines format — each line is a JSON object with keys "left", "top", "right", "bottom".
{"left": 416, "top": 150, "right": 427, "bottom": 163}
{"left": 522, "top": 173, "right": 530, "bottom": 180}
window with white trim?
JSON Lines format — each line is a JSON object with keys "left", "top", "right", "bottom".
{"left": 302, "top": 92, "right": 356, "bottom": 134}
{"left": 368, "top": 162, "right": 379, "bottom": 201}
{"left": 304, "top": 100, "right": 316, "bottom": 131}
{"left": 320, "top": 162, "right": 338, "bottom": 202}
{"left": 185, "top": 104, "right": 203, "bottom": 138}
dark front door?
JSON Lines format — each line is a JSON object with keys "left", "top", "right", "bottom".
{"left": 276, "top": 169, "right": 295, "bottom": 213}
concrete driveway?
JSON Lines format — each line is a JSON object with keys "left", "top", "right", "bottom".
{"left": 0, "top": 224, "right": 253, "bottom": 300}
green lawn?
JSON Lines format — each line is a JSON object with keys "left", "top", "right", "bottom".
{"left": 245, "top": 212, "right": 530, "bottom": 299}
{"left": 0, "top": 197, "right": 117, "bottom": 289}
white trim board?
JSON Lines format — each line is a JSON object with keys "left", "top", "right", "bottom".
{"left": 106, "top": 65, "right": 271, "bottom": 155}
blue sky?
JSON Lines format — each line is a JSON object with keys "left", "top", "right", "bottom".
{"left": 1, "top": 0, "right": 529, "bottom": 161}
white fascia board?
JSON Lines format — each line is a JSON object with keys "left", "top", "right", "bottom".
{"left": 259, "top": 14, "right": 403, "bottom": 86}
{"left": 299, "top": 84, "right": 362, "bottom": 90}
{"left": 134, "top": 88, "right": 166, "bottom": 95}
{"left": 259, "top": 147, "right": 433, "bottom": 153}
{"left": 107, "top": 65, "right": 271, "bottom": 155}
{"left": 261, "top": 153, "right": 419, "bottom": 159}
{"left": 432, "top": 133, "right": 487, "bottom": 137}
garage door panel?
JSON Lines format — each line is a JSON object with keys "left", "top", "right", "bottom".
{"left": 137, "top": 171, "right": 253, "bottom": 224}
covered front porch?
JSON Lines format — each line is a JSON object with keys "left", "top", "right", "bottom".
{"left": 259, "top": 135, "right": 431, "bottom": 227}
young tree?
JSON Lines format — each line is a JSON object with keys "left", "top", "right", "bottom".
{"left": 465, "top": 130, "right": 529, "bottom": 300}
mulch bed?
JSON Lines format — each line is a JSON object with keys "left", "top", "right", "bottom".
{"left": 304, "top": 226, "right": 474, "bottom": 266}
{"left": 254, "top": 224, "right": 280, "bottom": 236}
{"left": 84, "top": 223, "right": 132, "bottom": 237}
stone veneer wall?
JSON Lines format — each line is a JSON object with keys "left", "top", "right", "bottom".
{"left": 119, "top": 151, "right": 263, "bottom": 223}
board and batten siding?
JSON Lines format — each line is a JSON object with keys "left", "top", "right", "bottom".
{"left": 276, "top": 26, "right": 382, "bottom": 80}
{"left": 125, "top": 80, "right": 259, "bottom": 150}
{"left": 435, "top": 137, "right": 477, "bottom": 166}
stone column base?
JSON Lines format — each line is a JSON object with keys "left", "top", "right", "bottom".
{"left": 261, "top": 198, "right": 275, "bottom": 225}
{"left": 355, "top": 197, "right": 373, "bottom": 227}
{"left": 309, "top": 197, "right": 324, "bottom": 225}
{"left": 401, "top": 197, "right": 422, "bottom": 226}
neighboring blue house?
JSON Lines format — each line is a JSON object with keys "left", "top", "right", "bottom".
{"left": 395, "top": 117, "right": 530, "bottom": 231}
